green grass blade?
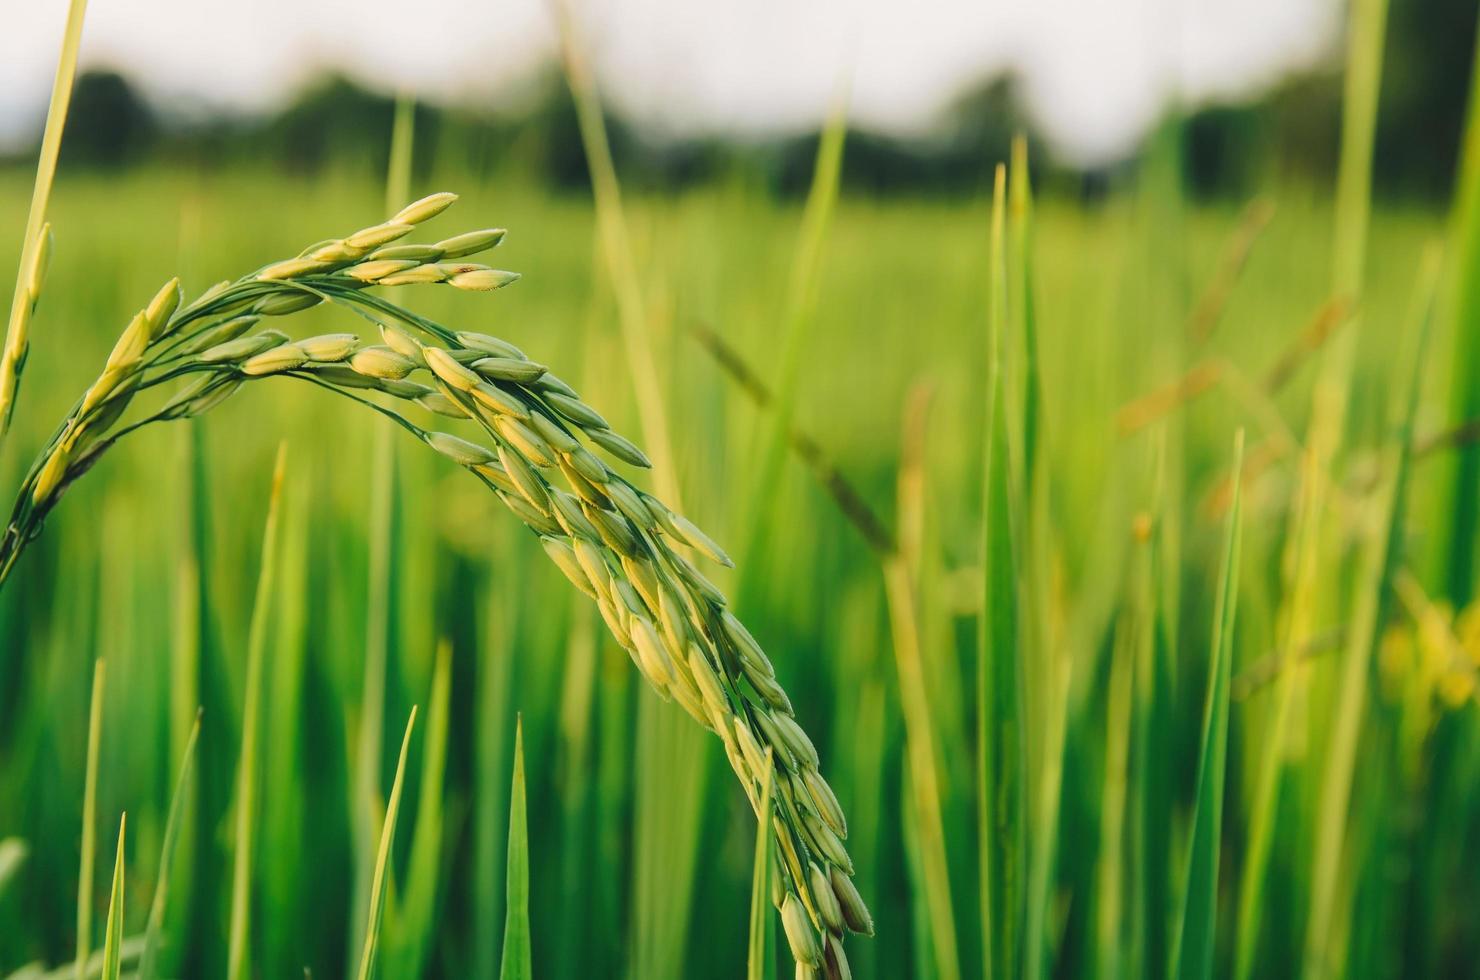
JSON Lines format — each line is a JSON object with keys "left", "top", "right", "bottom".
{"left": 387, "top": 640, "right": 451, "bottom": 978}
{"left": 0, "top": 0, "right": 88, "bottom": 438}
{"left": 356, "top": 706, "right": 418, "bottom": 980}
{"left": 1009, "top": 134, "right": 1042, "bottom": 492}
{"left": 1303, "top": 249, "right": 1438, "bottom": 979}
{"left": 138, "top": 711, "right": 201, "bottom": 980}
{"left": 384, "top": 93, "right": 415, "bottom": 214}
{"left": 226, "top": 446, "right": 288, "bottom": 980}
{"left": 736, "top": 97, "right": 848, "bottom": 597}
{"left": 1097, "top": 611, "right": 1136, "bottom": 979}
{"left": 74, "top": 657, "right": 106, "bottom": 980}
{"left": 746, "top": 749, "right": 776, "bottom": 980}
{"left": 980, "top": 161, "right": 1025, "bottom": 980}
{"left": 1439, "top": 14, "right": 1480, "bottom": 600}
{"left": 1171, "top": 431, "right": 1245, "bottom": 980}
{"left": 99, "top": 815, "right": 125, "bottom": 980}
{"left": 500, "top": 717, "right": 531, "bottom": 980}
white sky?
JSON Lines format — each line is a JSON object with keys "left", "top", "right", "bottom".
{"left": 1, "top": 0, "right": 1341, "bottom": 164}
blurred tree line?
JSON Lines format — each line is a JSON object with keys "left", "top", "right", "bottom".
{"left": 19, "top": 0, "right": 1478, "bottom": 201}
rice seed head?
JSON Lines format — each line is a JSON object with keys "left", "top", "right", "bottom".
{"left": 455, "top": 331, "right": 527, "bottom": 360}
{"left": 377, "top": 378, "right": 431, "bottom": 399}
{"left": 823, "top": 935, "right": 852, "bottom": 980}
{"left": 435, "top": 228, "right": 506, "bottom": 259}
{"left": 183, "top": 378, "right": 242, "bottom": 416}
{"left": 346, "top": 259, "right": 421, "bottom": 283}
{"left": 584, "top": 502, "right": 639, "bottom": 557}
{"left": 241, "top": 344, "right": 308, "bottom": 376}
{"left": 722, "top": 611, "right": 774, "bottom": 678}
{"left": 199, "top": 330, "right": 286, "bottom": 364}
{"left": 781, "top": 894, "right": 824, "bottom": 968}
{"left": 81, "top": 364, "right": 137, "bottom": 416}
{"left": 797, "top": 965, "right": 822, "bottom": 980}
{"left": 809, "top": 863, "right": 844, "bottom": 934}
{"left": 829, "top": 868, "right": 873, "bottom": 936}
{"left": 734, "top": 719, "right": 769, "bottom": 781}
{"left": 377, "top": 265, "right": 451, "bottom": 287}
{"left": 497, "top": 445, "right": 548, "bottom": 509}
{"left": 416, "top": 391, "right": 467, "bottom": 418}
{"left": 31, "top": 445, "right": 70, "bottom": 504}
{"left": 259, "top": 258, "right": 332, "bottom": 281}
{"left": 750, "top": 670, "right": 795, "bottom": 715}
{"left": 308, "top": 240, "right": 364, "bottom": 264}
{"left": 550, "top": 489, "right": 600, "bottom": 541}
{"left": 803, "top": 811, "right": 852, "bottom": 875}
{"left": 391, "top": 192, "right": 458, "bottom": 226}
{"left": 426, "top": 431, "right": 497, "bottom": 467}
{"left": 369, "top": 244, "right": 444, "bottom": 264}
{"left": 772, "top": 712, "right": 820, "bottom": 770}
{"left": 447, "top": 268, "right": 520, "bottom": 291}
{"left": 345, "top": 221, "right": 415, "bottom": 251}
{"left": 527, "top": 412, "right": 579, "bottom": 454}
{"left": 105, "top": 312, "right": 150, "bottom": 372}
{"left": 541, "top": 536, "right": 598, "bottom": 599}
{"left": 474, "top": 356, "right": 546, "bottom": 383}
{"left": 666, "top": 511, "right": 733, "bottom": 566}
{"left": 349, "top": 346, "right": 416, "bottom": 380}
{"left": 254, "top": 291, "right": 322, "bottom": 316}
{"left": 752, "top": 710, "right": 796, "bottom": 770}
{"left": 499, "top": 491, "right": 563, "bottom": 536}
{"left": 630, "top": 616, "right": 677, "bottom": 694}
{"left": 586, "top": 426, "right": 652, "bottom": 468}
{"left": 563, "top": 446, "right": 610, "bottom": 485}
{"left": 294, "top": 333, "right": 359, "bottom": 362}
{"left": 800, "top": 768, "right": 847, "bottom": 840}
{"left": 687, "top": 645, "right": 730, "bottom": 721}
{"left": 543, "top": 391, "right": 610, "bottom": 430}
{"left": 425, "top": 347, "right": 482, "bottom": 391}
{"left": 379, "top": 323, "right": 425, "bottom": 362}
{"left": 144, "top": 278, "right": 182, "bottom": 339}
{"left": 178, "top": 314, "right": 260, "bottom": 356}
{"left": 468, "top": 382, "right": 530, "bottom": 420}
{"left": 492, "top": 415, "right": 555, "bottom": 466}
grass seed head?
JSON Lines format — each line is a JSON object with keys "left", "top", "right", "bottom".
{"left": 241, "top": 344, "right": 308, "bottom": 376}
{"left": 434, "top": 228, "right": 506, "bottom": 259}
{"left": 391, "top": 191, "right": 458, "bottom": 226}
{"left": 781, "top": 894, "right": 823, "bottom": 968}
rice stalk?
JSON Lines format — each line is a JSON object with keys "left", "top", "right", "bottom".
{"left": 748, "top": 749, "right": 777, "bottom": 980}
{"left": 138, "top": 711, "right": 201, "bottom": 980}
{"left": 74, "top": 658, "right": 105, "bottom": 980}
{"left": 99, "top": 815, "right": 124, "bottom": 980}
{"left": 1303, "top": 247, "right": 1436, "bottom": 978}
{"left": 500, "top": 718, "right": 531, "bottom": 980}
{"left": 356, "top": 707, "right": 418, "bottom": 980}
{"left": 226, "top": 447, "right": 287, "bottom": 980}
{"left": 0, "top": 0, "right": 89, "bottom": 438}
{"left": 1171, "top": 431, "right": 1244, "bottom": 980}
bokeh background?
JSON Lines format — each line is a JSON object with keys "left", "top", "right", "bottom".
{"left": 2, "top": 0, "right": 1479, "bottom": 977}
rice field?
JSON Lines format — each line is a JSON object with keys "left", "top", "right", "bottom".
{"left": 2, "top": 4, "right": 1480, "bottom": 978}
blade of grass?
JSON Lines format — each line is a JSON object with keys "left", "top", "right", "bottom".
{"left": 500, "top": 717, "right": 531, "bottom": 980}
{"left": 884, "top": 383, "right": 961, "bottom": 980}
{"left": 387, "top": 640, "right": 451, "bottom": 978}
{"left": 1171, "top": 431, "right": 1245, "bottom": 980}
{"left": 1303, "top": 247, "right": 1438, "bottom": 979}
{"left": 980, "top": 161, "right": 1025, "bottom": 980}
{"left": 225, "top": 445, "right": 288, "bottom": 980}
{"left": 746, "top": 748, "right": 776, "bottom": 980}
{"left": 1097, "top": 605, "right": 1136, "bottom": 980}
{"left": 1439, "top": 14, "right": 1480, "bottom": 601}
{"left": 1022, "top": 644, "right": 1070, "bottom": 980}
{"left": 736, "top": 96, "right": 848, "bottom": 599}
{"left": 74, "top": 657, "right": 106, "bottom": 980}
{"left": 99, "top": 815, "right": 124, "bottom": 980}
{"left": 0, "top": 0, "right": 89, "bottom": 438}
{"left": 138, "top": 711, "right": 201, "bottom": 980}
{"left": 356, "top": 706, "right": 418, "bottom": 980}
